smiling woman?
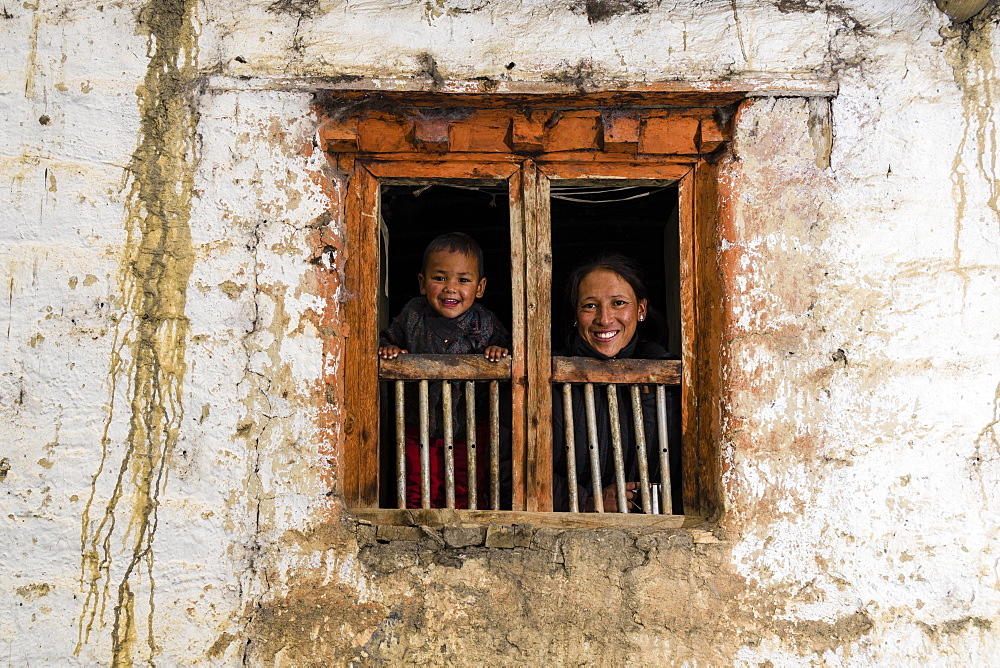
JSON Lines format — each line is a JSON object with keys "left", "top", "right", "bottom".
{"left": 552, "top": 254, "right": 683, "bottom": 513}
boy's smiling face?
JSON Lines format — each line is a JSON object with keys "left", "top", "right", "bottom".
{"left": 419, "top": 249, "right": 486, "bottom": 319}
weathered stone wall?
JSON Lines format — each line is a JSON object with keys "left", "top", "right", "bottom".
{"left": 2, "top": 0, "right": 999, "bottom": 664}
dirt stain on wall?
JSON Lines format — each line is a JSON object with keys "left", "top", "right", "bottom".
{"left": 76, "top": 0, "right": 199, "bottom": 664}
{"left": 946, "top": 9, "right": 1000, "bottom": 271}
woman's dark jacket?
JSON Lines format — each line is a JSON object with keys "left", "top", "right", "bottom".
{"left": 552, "top": 332, "right": 682, "bottom": 512}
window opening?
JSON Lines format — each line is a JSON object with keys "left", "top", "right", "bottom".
{"left": 549, "top": 182, "right": 683, "bottom": 514}
{"left": 378, "top": 183, "right": 513, "bottom": 510}
{"left": 549, "top": 184, "right": 680, "bottom": 357}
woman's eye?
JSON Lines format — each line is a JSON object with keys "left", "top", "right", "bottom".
{"left": 579, "top": 303, "right": 595, "bottom": 310}
{"left": 613, "top": 300, "right": 627, "bottom": 307}
{"left": 459, "top": 277, "right": 470, "bottom": 283}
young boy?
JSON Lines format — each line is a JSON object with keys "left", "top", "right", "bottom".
{"left": 379, "top": 232, "right": 511, "bottom": 508}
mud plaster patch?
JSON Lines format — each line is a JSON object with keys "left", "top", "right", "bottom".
{"left": 236, "top": 519, "right": 875, "bottom": 664}
{"left": 76, "top": 0, "right": 199, "bottom": 665}
{"left": 567, "top": 0, "right": 651, "bottom": 24}
{"left": 16, "top": 583, "right": 52, "bottom": 600}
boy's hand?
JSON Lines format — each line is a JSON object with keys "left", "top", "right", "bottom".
{"left": 483, "top": 346, "right": 509, "bottom": 362}
{"left": 379, "top": 345, "right": 407, "bottom": 359}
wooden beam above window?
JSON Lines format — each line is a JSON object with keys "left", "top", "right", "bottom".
{"left": 318, "top": 105, "right": 734, "bottom": 158}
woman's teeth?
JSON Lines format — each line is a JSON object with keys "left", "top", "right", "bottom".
{"left": 594, "top": 331, "right": 617, "bottom": 340}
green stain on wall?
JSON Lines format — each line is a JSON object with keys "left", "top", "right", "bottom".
{"left": 77, "top": 0, "right": 199, "bottom": 664}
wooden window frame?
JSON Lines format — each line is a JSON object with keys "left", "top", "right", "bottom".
{"left": 321, "top": 100, "right": 731, "bottom": 526}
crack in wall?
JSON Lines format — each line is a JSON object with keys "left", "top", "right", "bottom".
{"left": 235, "top": 218, "right": 274, "bottom": 666}
{"left": 76, "top": 0, "right": 199, "bottom": 664}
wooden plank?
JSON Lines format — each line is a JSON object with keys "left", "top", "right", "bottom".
{"left": 540, "top": 162, "right": 690, "bottom": 181}
{"left": 524, "top": 161, "right": 553, "bottom": 512}
{"left": 365, "top": 159, "right": 519, "bottom": 179}
{"left": 678, "top": 165, "right": 698, "bottom": 517}
{"left": 690, "top": 158, "right": 726, "bottom": 519}
{"left": 551, "top": 357, "right": 682, "bottom": 384}
{"left": 350, "top": 508, "right": 698, "bottom": 529}
{"left": 537, "top": 152, "right": 695, "bottom": 166}
{"left": 543, "top": 110, "right": 603, "bottom": 152}
{"left": 697, "top": 117, "right": 727, "bottom": 153}
{"left": 379, "top": 354, "right": 512, "bottom": 380}
{"left": 343, "top": 165, "right": 381, "bottom": 507}
{"left": 319, "top": 117, "right": 359, "bottom": 153}
{"left": 512, "top": 111, "right": 553, "bottom": 152}
{"left": 602, "top": 112, "right": 640, "bottom": 153}
{"left": 639, "top": 113, "right": 700, "bottom": 155}
{"left": 357, "top": 114, "right": 415, "bottom": 152}
{"left": 449, "top": 110, "right": 514, "bottom": 152}
{"left": 508, "top": 166, "right": 528, "bottom": 511}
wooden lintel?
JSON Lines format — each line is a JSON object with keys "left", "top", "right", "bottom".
{"left": 379, "top": 354, "right": 513, "bottom": 380}
{"left": 551, "top": 357, "right": 681, "bottom": 385}
{"left": 364, "top": 159, "right": 519, "bottom": 180}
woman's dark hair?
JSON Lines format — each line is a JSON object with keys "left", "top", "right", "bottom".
{"left": 563, "top": 254, "right": 665, "bottom": 346}
{"left": 564, "top": 253, "right": 648, "bottom": 313}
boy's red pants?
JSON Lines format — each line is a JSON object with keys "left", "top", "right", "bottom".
{"left": 404, "top": 424, "right": 486, "bottom": 509}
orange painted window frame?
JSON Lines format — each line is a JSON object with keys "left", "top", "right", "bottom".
{"left": 318, "top": 98, "right": 734, "bottom": 519}
{"left": 337, "top": 156, "right": 722, "bottom": 517}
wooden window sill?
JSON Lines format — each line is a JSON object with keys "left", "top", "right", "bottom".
{"left": 349, "top": 507, "right": 703, "bottom": 530}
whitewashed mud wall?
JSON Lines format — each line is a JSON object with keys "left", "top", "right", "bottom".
{"left": 2, "top": 0, "right": 999, "bottom": 664}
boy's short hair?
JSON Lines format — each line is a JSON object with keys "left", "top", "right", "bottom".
{"left": 421, "top": 232, "right": 485, "bottom": 277}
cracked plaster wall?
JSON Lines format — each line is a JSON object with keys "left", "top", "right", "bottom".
{"left": 2, "top": 0, "right": 1000, "bottom": 664}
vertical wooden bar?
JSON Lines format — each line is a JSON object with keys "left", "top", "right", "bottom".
{"left": 523, "top": 160, "right": 553, "bottom": 512}
{"left": 395, "top": 380, "right": 405, "bottom": 509}
{"left": 584, "top": 383, "right": 603, "bottom": 513}
{"left": 343, "top": 166, "right": 380, "bottom": 507}
{"left": 606, "top": 385, "right": 628, "bottom": 513}
{"left": 563, "top": 383, "right": 579, "bottom": 513}
{"left": 419, "top": 379, "right": 431, "bottom": 509}
{"left": 687, "top": 158, "right": 724, "bottom": 517}
{"left": 507, "top": 168, "right": 528, "bottom": 511}
{"left": 465, "top": 381, "right": 477, "bottom": 510}
{"left": 656, "top": 385, "right": 673, "bottom": 515}
{"left": 442, "top": 381, "right": 455, "bottom": 509}
{"left": 631, "top": 385, "right": 652, "bottom": 513}
{"left": 490, "top": 380, "right": 500, "bottom": 510}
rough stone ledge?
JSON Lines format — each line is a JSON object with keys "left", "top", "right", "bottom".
{"left": 202, "top": 74, "right": 839, "bottom": 97}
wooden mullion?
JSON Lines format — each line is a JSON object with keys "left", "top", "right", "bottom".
{"left": 524, "top": 161, "right": 553, "bottom": 512}
{"left": 343, "top": 165, "right": 381, "bottom": 507}
{"left": 508, "top": 166, "right": 528, "bottom": 511}
{"left": 678, "top": 166, "right": 699, "bottom": 516}
{"left": 687, "top": 159, "right": 723, "bottom": 518}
